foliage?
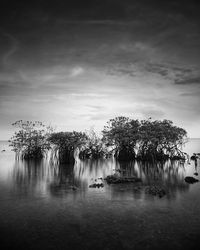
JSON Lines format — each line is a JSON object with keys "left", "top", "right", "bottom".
{"left": 48, "top": 131, "right": 88, "bottom": 163}
{"left": 79, "top": 129, "right": 110, "bottom": 159}
{"left": 9, "top": 117, "right": 188, "bottom": 162}
{"left": 102, "top": 116, "right": 140, "bottom": 160}
{"left": 9, "top": 120, "right": 52, "bottom": 159}
{"left": 137, "top": 119, "right": 187, "bottom": 160}
{"left": 102, "top": 117, "right": 187, "bottom": 161}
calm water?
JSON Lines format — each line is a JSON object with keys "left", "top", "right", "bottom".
{"left": 0, "top": 139, "right": 200, "bottom": 250}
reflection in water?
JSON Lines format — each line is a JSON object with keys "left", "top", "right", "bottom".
{"left": 116, "top": 160, "right": 189, "bottom": 198}
{"left": 1, "top": 140, "right": 200, "bottom": 250}
{"left": 11, "top": 157, "right": 190, "bottom": 198}
{"left": 12, "top": 158, "right": 58, "bottom": 197}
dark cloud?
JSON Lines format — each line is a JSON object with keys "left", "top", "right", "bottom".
{"left": 0, "top": 0, "right": 200, "bottom": 138}
{"left": 1, "top": 0, "right": 200, "bottom": 30}
{"left": 180, "top": 91, "right": 200, "bottom": 97}
{"left": 175, "top": 76, "right": 200, "bottom": 85}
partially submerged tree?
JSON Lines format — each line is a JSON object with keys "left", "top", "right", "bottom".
{"left": 9, "top": 117, "right": 187, "bottom": 162}
{"left": 102, "top": 117, "right": 187, "bottom": 161}
{"left": 79, "top": 129, "right": 110, "bottom": 159}
{"left": 9, "top": 120, "right": 52, "bottom": 159}
{"left": 102, "top": 116, "right": 140, "bottom": 160}
{"left": 48, "top": 131, "right": 88, "bottom": 163}
{"left": 137, "top": 119, "right": 187, "bottom": 160}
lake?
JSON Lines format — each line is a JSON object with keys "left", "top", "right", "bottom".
{"left": 0, "top": 139, "right": 200, "bottom": 250}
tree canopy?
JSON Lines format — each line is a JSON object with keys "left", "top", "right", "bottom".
{"left": 9, "top": 117, "right": 187, "bottom": 162}
{"left": 9, "top": 120, "right": 52, "bottom": 159}
{"left": 48, "top": 131, "right": 88, "bottom": 163}
{"left": 102, "top": 117, "right": 187, "bottom": 161}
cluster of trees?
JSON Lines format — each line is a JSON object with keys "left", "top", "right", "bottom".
{"left": 9, "top": 120, "right": 52, "bottom": 159}
{"left": 9, "top": 117, "right": 187, "bottom": 162}
{"left": 48, "top": 131, "right": 87, "bottom": 163}
{"left": 102, "top": 117, "right": 187, "bottom": 161}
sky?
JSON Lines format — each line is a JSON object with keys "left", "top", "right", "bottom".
{"left": 0, "top": 0, "right": 200, "bottom": 139}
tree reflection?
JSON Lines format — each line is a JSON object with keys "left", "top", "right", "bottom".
{"left": 12, "top": 157, "right": 190, "bottom": 198}
{"left": 116, "top": 160, "right": 189, "bottom": 196}
{"left": 12, "top": 158, "right": 55, "bottom": 196}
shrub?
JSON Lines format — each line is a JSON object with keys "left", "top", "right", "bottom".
{"left": 9, "top": 120, "right": 52, "bottom": 159}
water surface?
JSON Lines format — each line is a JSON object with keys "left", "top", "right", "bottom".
{"left": 0, "top": 139, "right": 200, "bottom": 250}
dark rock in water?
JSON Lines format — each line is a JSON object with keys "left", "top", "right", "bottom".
{"left": 191, "top": 155, "right": 197, "bottom": 160}
{"left": 191, "top": 154, "right": 199, "bottom": 160}
{"left": 133, "top": 186, "right": 141, "bottom": 192}
{"left": 185, "top": 176, "right": 199, "bottom": 184}
{"left": 89, "top": 183, "right": 104, "bottom": 188}
{"left": 105, "top": 175, "right": 141, "bottom": 184}
{"left": 1, "top": 149, "right": 6, "bottom": 152}
{"left": 194, "top": 172, "right": 198, "bottom": 176}
{"left": 70, "top": 185, "right": 78, "bottom": 191}
{"left": 145, "top": 185, "right": 166, "bottom": 198}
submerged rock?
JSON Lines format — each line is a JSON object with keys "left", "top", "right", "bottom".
{"left": 145, "top": 185, "right": 166, "bottom": 198}
{"left": 185, "top": 176, "right": 199, "bottom": 184}
{"left": 89, "top": 183, "right": 104, "bottom": 188}
{"left": 194, "top": 172, "right": 198, "bottom": 176}
{"left": 191, "top": 153, "right": 199, "bottom": 160}
{"left": 70, "top": 185, "right": 78, "bottom": 191}
{"left": 105, "top": 175, "right": 141, "bottom": 184}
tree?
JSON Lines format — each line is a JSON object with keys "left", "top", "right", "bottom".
{"left": 48, "top": 131, "right": 88, "bottom": 163}
{"left": 79, "top": 129, "right": 110, "bottom": 159}
{"left": 102, "top": 116, "right": 140, "bottom": 160}
{"left": 102, "top": 117, "right": 187, "bottom": 161}
{"left": 9, "top": 120, "right": 52, "bottom": 159}
{"left": 137, "top": 119, "right": 187, "bottom": 160}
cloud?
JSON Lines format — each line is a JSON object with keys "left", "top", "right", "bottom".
{"left": 2, "top": 33, "right": 19, "bottom": 66}
{"left": 70, "top": 66, "right": 84, "bottom": 77}
{"left": 180, "top": 91, "right": 200, "bottom": 97}
{"left": 174, "top": 76, "right": 200, "bottom": 85}
{"left": 0, "top": 2, "right": 200, "bottom": 138}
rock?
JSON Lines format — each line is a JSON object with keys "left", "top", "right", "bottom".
{"left": 70, "top": 185, "right": 78, "bottom": 191}
{"left": 89, "top": 183, "right": 104, "bottom": 188}
{"left": 191, "top": 154, "right": 199, "bottom": 160}
{"left": 191, "top": 155, "right": 197, "bottom": 160}
{"left": 185, "top": 176, "right": 199, "bottom": 184}
{"left": 1, "top": 149, "right": 6, "bottom": 152}
{"left": 145, "top": 185, "right": 166, "bottom": 198}
{"left": 105, "top": 175, "right": 142, "bottom": 184}
{"left": 133, "top": 186, "right": 141, "bottom": 192}
{"left": 194, "top": 172, "right": 198, "bottom": 176}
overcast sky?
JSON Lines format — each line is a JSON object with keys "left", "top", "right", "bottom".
{"left": 0, "top": 0, "right": 200, "bottom": 139}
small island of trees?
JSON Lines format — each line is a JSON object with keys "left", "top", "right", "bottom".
{"left": 9, "top": 117, "right": 188, "bottom": 163}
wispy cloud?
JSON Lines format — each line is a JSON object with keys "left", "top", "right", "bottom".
{"left": 70, "top": 66, "right": 84, "bottom": 77}
{"left": 175, "top": 76, "right": 200, "bottom": 85}
{"left": 0, "top": 4, "right": 200, "bottom": 138}
{"left": 1, "top": 33, "right": 19, "bottom": 66}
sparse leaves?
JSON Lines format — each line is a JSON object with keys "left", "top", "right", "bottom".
{"left": 9, "top": 120, "right": 52, "bottom": 159}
